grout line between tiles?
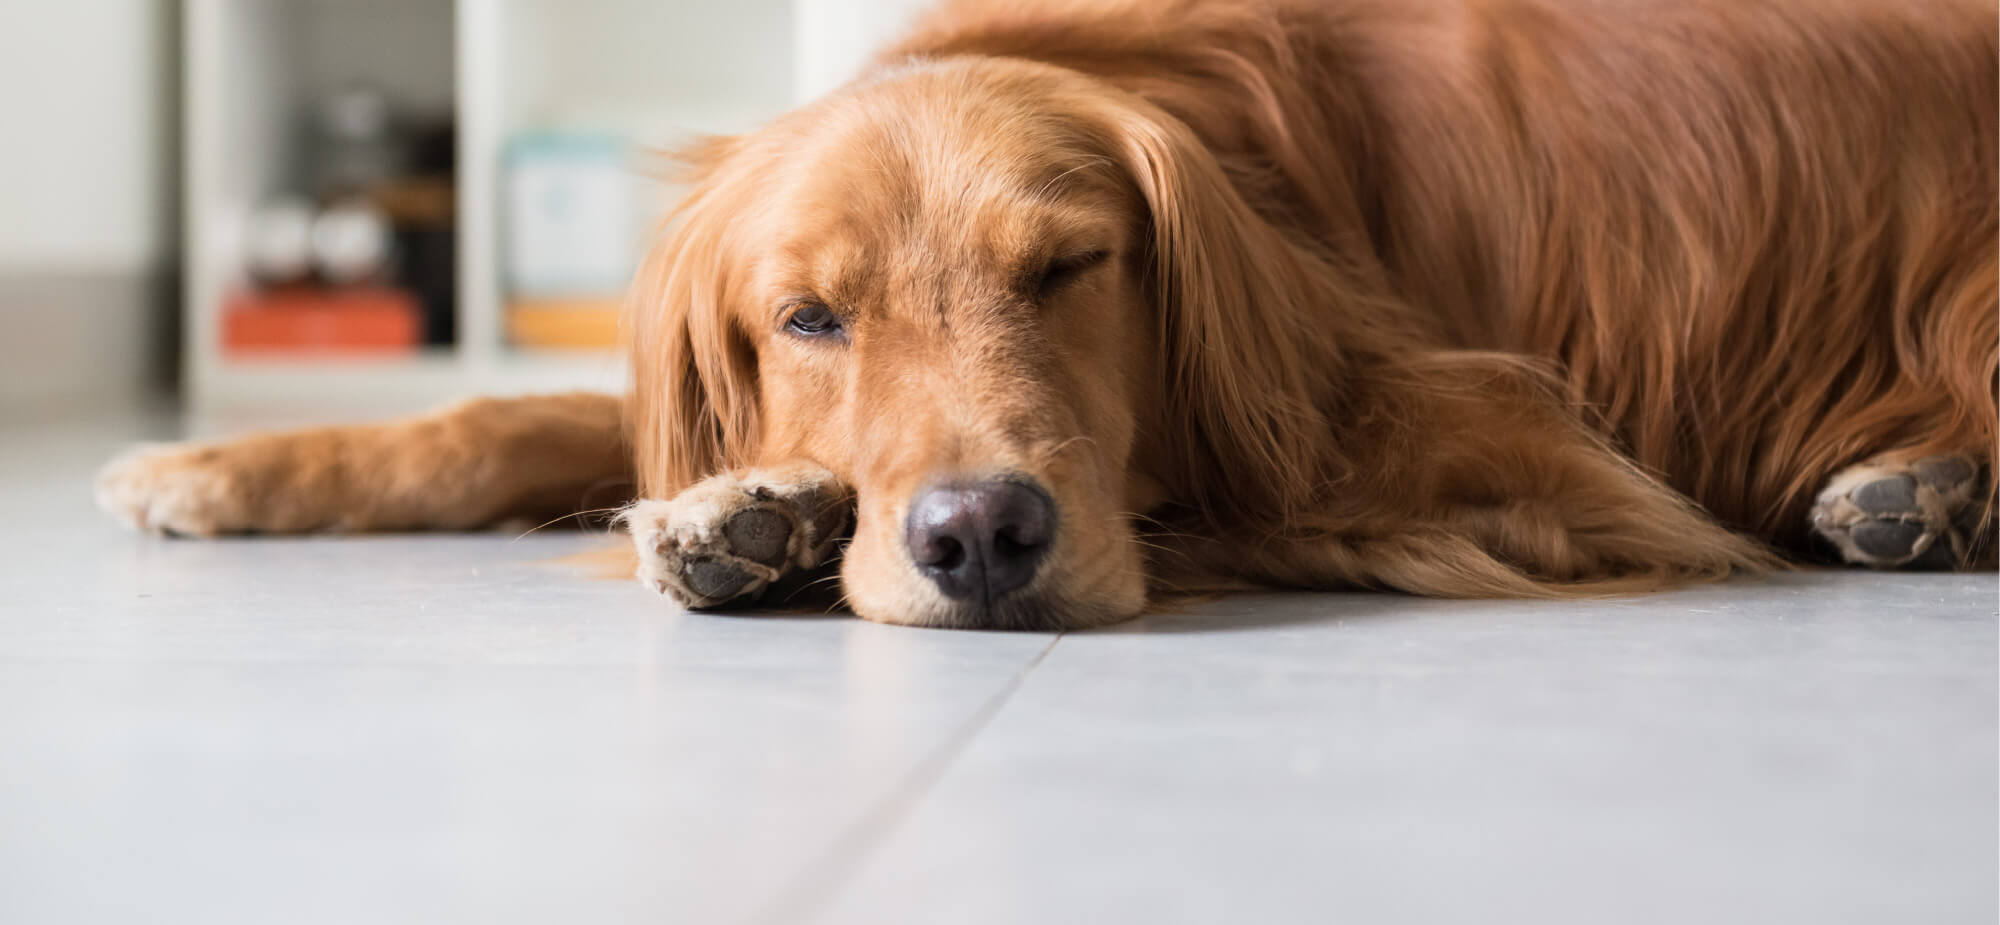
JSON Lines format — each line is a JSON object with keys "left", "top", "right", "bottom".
{"left": 750, "top": 632, "right": 1065, "bottom": 925}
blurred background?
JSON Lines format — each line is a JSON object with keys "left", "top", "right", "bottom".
{"left": 0, "top": 0, "right": 928, "bottom": 426}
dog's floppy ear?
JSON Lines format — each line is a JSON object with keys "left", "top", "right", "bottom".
{"left": 626, "top": 137, "right": 761, "bottom": 498}
{"left": 1100, "top": 96, "right": 1380, "bottom": 520}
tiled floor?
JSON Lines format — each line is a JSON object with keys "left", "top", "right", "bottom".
{"left": 2, "top": 414, "right": 1994, "bottom": 924}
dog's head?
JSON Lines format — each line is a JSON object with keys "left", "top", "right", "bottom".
{"left": 629, "top": 58, "right": 1341, "bottom": 629}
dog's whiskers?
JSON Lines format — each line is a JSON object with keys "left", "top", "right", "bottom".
{"left": 510, "top": 507, "right": 628, "bottom": 542}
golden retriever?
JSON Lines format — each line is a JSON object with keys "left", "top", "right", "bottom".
{"left": 99, "top": 0, "right": 1997, "bottom": 630}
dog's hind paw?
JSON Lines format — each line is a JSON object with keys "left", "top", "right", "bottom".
{"left": 626, "top": 464, "right": 853, "bottom": 609}
{"left": 1811, "top": 454, "right": 1983, "bottom": 569}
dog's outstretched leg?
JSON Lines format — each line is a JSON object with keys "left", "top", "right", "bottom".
{"left": 625, "top": 464, "right": 853, "bottom": 609}
{"left": 96, "top": 393, "right": 630, "bottom": 535}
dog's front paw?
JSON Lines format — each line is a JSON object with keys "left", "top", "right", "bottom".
{"left": 626, "top": 464, "right": 853, "bottom": 609}
{"left": 95, "top": 443, "right": 250, "bottom": 537}
{"left": 1811, "top": 454, "right": 1983, "bottom": 569}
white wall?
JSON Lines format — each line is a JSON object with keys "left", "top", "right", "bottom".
{"left": 794, "top": 0, "right": 935, "bottom": 101}
{"left": 0, "top": 1, "right": 176, "bottom": 412}
{"left": 0, "top": 0, "right": 174, "bottom": 274}
{"left": 498, "top": 0, "right": 795, "bottom": 138}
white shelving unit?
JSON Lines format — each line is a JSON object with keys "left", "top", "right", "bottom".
{"left": 183, "top": 0, "right": 929, "bottom": 421}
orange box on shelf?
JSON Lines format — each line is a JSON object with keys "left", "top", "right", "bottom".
{"left": 223, "top": 287, "right": 422, "bottom": 355}
{"left": 506, "top": 297, "right": 621, "bottom": 350}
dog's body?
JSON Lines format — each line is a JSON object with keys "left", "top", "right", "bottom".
{"left": 101, "top": 0, "right": 1996, "bottom": 629}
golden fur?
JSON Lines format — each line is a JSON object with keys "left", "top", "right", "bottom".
{"left": 100, "top": 0, "right": 1997, "bottom": 630}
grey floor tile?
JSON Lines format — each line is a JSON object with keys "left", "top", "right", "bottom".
{"left": 819, "top": 579, "right": 1998, "bottom": 925}
{"left": 0, "top": 417, "right": 1054, "bottom": 924}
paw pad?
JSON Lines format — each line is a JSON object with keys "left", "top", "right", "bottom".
{"left": 1849, "top": 475, "right": 1916, "bottom": 514}
{"left": 1812, "top": 454, "right": 1982, "bottom": 569}
{"left": 684, "top": 556, "right": 756, "bottom": 601}
{"left": 721, "top": 508, "right": 793, "bottom": 568}
{"left": 628, "top": 466, "right": 853, "bottom": 610}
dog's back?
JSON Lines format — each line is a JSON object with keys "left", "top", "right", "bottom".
{"left": 1362, "top": 0, "right": 1997, "bottom": 546}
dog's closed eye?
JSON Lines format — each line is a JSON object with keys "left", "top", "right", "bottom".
{"left": 1031, "top": 249, "right": 1111, "bottom": 300}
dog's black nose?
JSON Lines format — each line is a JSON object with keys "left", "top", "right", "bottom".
{"left": 905, "top": 478, "right": 1055, "bottom": 601}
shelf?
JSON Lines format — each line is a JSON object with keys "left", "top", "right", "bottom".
{"left": 191, "top": 348, "right": 625, "bottom": 420}
{"left": 184, "top": 0, "right": 930, "bottom": 420}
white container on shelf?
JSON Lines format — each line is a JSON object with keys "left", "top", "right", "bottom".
{"left": 502, "top": 134, "right": 636, "bottom": 299}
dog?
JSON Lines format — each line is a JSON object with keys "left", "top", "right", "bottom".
{"left": 99, "top": 0, "right": 1997, "bottom": 630}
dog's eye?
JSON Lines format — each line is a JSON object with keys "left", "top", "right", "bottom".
{"left": 1035, "top": 250, "right": 1110, "bottom": 299}
{"left": 783, "top": 302, "right": 843, "bottom": 337}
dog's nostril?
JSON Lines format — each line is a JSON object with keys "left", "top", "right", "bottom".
{"left": 915, "top": 534, "right": 966, "bottom": 571}
{"left": 904, "top": 478, "right": 1056, "bottom": 601}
